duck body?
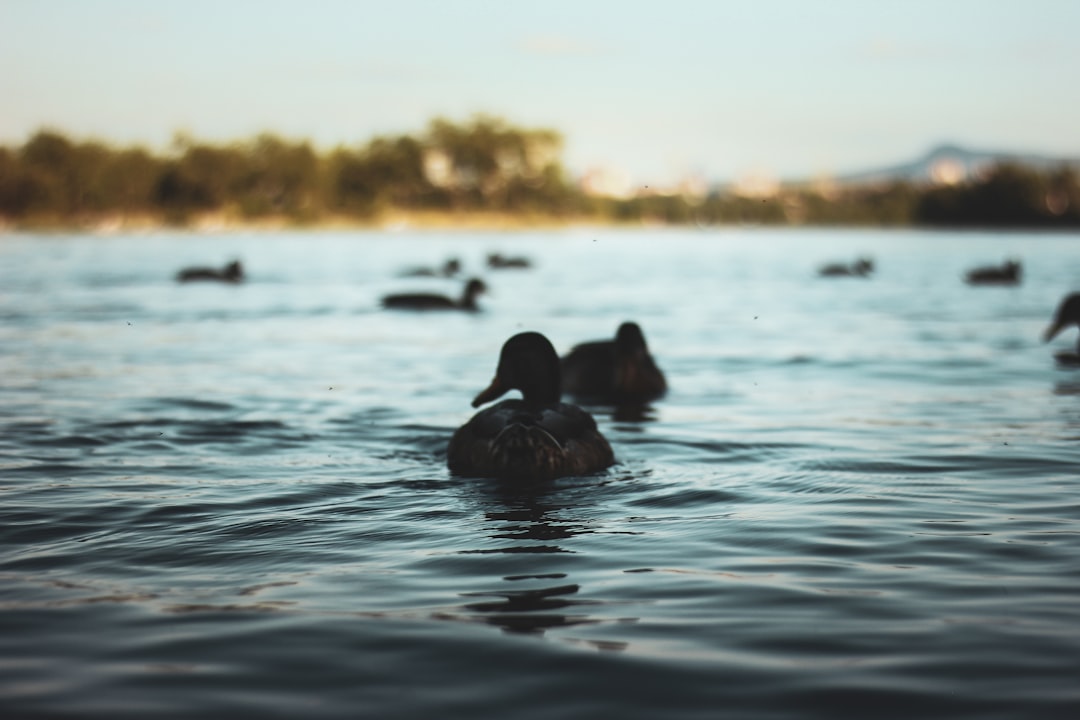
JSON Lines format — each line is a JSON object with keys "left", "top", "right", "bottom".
{"left": 966, "top": 260, "right": 1021, "bottom": 286}
{"left": 818, "top": 258, "right": 873, "bottom": 278}
{"left": 447, "top": 332, "right": 614, "bottom": 481}
{"left": 382, "top": 293, "right": 460, "bottom": 310}
{"left": 561, "top": 322, "right": 667, "bottom": 404}
{"left": 177, "top": 260, "right": 244, "bottom": 283}
{"left": 487, "top": 252, "right": 531, "bottom": 269}
{"left": 382, "top": 278, "right": 486, "bottom": 311}
{"left": 400, "top": 258, "right": 461, "bottom": 278}
{"left": 448, "top": 399, "right": 613, "bottom": 481}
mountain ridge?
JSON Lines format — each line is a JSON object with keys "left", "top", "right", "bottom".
{"left": 827, "top": 143, "right": 1080, "bottom": 186}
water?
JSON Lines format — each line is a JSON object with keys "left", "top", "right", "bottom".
{"left": 2, "top": 227, "right": 1079, "bottom": 719}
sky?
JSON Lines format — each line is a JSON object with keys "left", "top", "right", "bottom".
{"left": 3, "top": 0, "right": 1080, "bottom": 184}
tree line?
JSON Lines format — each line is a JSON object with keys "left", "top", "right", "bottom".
{"left": 0, "top": 116, "right": 580, "bottom": 226}
{"left": 1, "top": 116, "right": 1078, "bottom": 228}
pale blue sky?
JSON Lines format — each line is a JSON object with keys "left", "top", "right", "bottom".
{"left": 3, "top": 0, "right": 1079, "bottom": 183}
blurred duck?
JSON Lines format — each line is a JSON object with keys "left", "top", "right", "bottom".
{"left": 447, "top": 332, "right": 615, "bottom": 481}
{"left": 561, "top": 322, "right": 667, "bottom": 404}
{"left": 1044, "top": 293, "right": 1080, "bottom": 364}
{"left": 487, "top": 252, "right": 532, "bottom": 269}
{"left": 818, "top": 257, "right": 874, "bottom": 277}
{"left": 176, "top": 260, "right": 244, "bottom": 283}
{"left": 400, "top": 257, "right": 461, "bottom": 278}
{"left": 965, "top": 259, "right": 1021, "bottom": 286}
{"left": 381, "top": 278, "right": 486, "bottom": 311}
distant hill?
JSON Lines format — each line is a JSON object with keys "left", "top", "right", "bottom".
{"left": 830, "top": 144, "right": 1080, "bottom": 187}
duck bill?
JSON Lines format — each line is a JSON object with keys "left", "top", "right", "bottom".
{"left": 472, "top": 375, "right": 507, "bottom": 408}
{"left": 1044, "top": 320, "right": 1067, "bottom": 343}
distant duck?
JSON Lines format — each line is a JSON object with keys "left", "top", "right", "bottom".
{"left": 965, "top": 259, "right": 1021, "bottom": 286}
{"left": 447, "top": 332, "right": 615, "bottom": 481}
{"left": 400, "top": 257, "right": 461, "bottom": 278}
{"left": 818, "top": 257, "right": 874, "bottom": 277}
{"left": 487, "top": 252, "right": 532, "bottom": 269}
{"left": 561, "top": 322, "right": 667, "bottom": 404}
{"left": 381, "top": 278, "right": 487, "bottom": 311}
{"left": 176, "top": 260, "right": 244, "bottom": 283}
{"left": 1044, "top": 293, "right": 1080, "bottom": 364}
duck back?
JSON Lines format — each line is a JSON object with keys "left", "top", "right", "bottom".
{"left": 381, "top": 293, "right": 456, "bottom": 310}
{"left": 447, "top": 399, "right": 613, "bottom": 481}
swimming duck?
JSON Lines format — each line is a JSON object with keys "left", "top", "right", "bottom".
{"left": 560, "top": 322, "right": 667, "bottom": 404}
{"left": 400, "top": 258, "right": 461, "bottom": 278}
{"left": 176, "top": 260, "right": 244, "bottom": 283}
{"left": 965, "top": 259, "right": 1021, "bottom": 286}
{"left": 818, "top": 257, "right": 874, "bottom": 277}
{"left": 381, "top": 278, "right": 487, "bottom": 311}
{"left": 447, "top": 332, "right": 615, "bottom": 481}
{"left": 1044, "top": 293, "right": 1080, "bottom": 364}
{"left": 487, "top": 252, "right": 532, "bottom": 269}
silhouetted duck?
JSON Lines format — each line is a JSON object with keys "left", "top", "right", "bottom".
{"left": 818, "top": 257, "right": 873, "bottom": 277}
{"left": 381, "top": 278, "right": 486, "bottom": 311}
{"left": 561, "top": 322, "right": 667, "bottom": 404}
{"left": 1045, "top": 293, "right": 1080, "bottom": 364}
{"left": 965, "top": 259, "right": 1021, "bottom": 286}
{"left": 487, "top": 252, "right": 532, "bottom": 269}
{"left": 176, "top": 260, "right": 244, "bottom": 283}
{"left": 400, "top": 257, "right": 461, "bottom": 278}
{"left": 447, "top": 332, "right": 615, "bottom": 481}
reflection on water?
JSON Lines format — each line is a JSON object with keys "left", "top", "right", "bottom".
{"left": 2, "top": 229, "right": 1080, "bottom": 718}
{"left": 460, "top": 583, "right": 603, "bottom": 635}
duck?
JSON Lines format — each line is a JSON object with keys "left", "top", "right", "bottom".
{"left": 487, "top": 252, "right": 532, "bottom": 269}
{"left": 176, "top": 260, "right": 244, "bottom": 283}
{"left": 1044, "top": 292, "right": 1080, "bottom": 364}
{"left": 818, "top": 257, "right": 874, "bottom": 277}
{"left": 965, "top": 259, "right": 1021, "bottom": 286}
{"left": 447, "top": 332, "right": 615, "bottom": 481}
{"left": 561, "top": 322, "right": 667, "bottom": 404}
{"left": 381, "top": 278, "right": 487, "bottom": 311}
{"left": 400, "top": 257, "right": 461, "bottom": 278}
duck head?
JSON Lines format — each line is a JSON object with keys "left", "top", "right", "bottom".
{"left": 614, "top": 322, "right": 648, "bottom": 355}
{"left": 224, "top": 260, "right": 244, "bottom": 280}
{"left": 462, "top": 278, "right": 488, "bottom": 308}
{"left": 1045, "top": 293, "right": 1080, "bottom": 342}
{"left": 472, "top": 332, "right": 562, "bottom": 408}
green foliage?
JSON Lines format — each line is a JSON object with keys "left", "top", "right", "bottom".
{"left": 916, "top": 163, "right": 1080, "bottom": 227}
{"left": 0, "top": 120, "right": 1077, "bottom": 229}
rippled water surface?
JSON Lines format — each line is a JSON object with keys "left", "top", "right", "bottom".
{"left": 2, "top": 228, "right": 1080, "bottom": 718}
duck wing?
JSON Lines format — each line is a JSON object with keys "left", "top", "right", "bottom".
{"left": 447, "top": 400, "right": 613, "bottom": 480}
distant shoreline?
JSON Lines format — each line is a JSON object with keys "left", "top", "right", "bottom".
{"left": 4, "top": 212, "right": 1080, "bottom": 236}
{"left": 0, "top": 210, "right": 626, "bottom": 235}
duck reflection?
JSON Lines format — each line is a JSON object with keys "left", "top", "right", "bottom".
{"left": 442, "top": 480, "right": 634, "bottom": 645}
{"left": 466, "top": 479, "right": 594, "bottom": 552}
{"left": 1052, "top": 380, "right": 1080, "bottom": 396}
{"left": 459, "top": 582, "right": 604, "bottom": 636}
{"left": 609, "top": 403, "right": 658, "bottom": 425}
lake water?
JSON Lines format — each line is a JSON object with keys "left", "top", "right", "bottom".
{"left": 2, "top": 227, "right": 1079, "bottom": 719}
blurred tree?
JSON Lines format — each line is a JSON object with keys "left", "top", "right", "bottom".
{"left": 236, "top": 134, "right": 319, "bottom": 218}
{"left": 2, "top": 124, "right": 1078, "bottom": 229}
{"left": 917, "top": 163, "right": 1050, "bottom": 226}
{"left": 98, "top": 147, "right": 164, "bottom": 214}
{"left": 155, "top": 136, "right": 245, "bottom": 213}
{"left": 423, "top": 115, "right": 567, "bottom": 211}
